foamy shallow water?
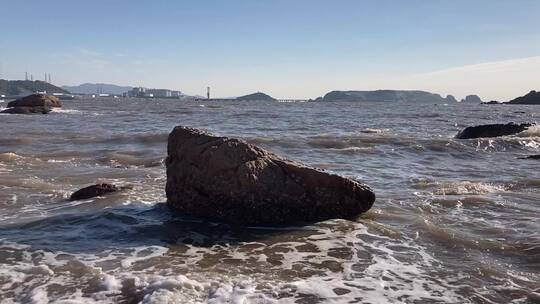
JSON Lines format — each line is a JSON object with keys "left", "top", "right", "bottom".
{"left": 0, "top": 99, "right": 539, "bottom": 303}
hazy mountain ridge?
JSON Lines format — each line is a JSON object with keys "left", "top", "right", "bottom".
{"left": 62, "top": 83, "right": 133, "bottom": 94}
{"left": 507, "top": 90, "right": 540, "bottom": 104}
{"left": 0, "top": 79, "right": 69, "bottom": 96}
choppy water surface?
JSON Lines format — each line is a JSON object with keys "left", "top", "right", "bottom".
{"left": 0, "top": 98, "right": 539, "bottom": 303}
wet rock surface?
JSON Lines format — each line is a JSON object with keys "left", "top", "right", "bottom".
{"left": 456, "top": 123, "right": 533, "bottom": 139}
{"left": 166, "top": 126, "right": 376, "bottom": 225}
{"left": 69, "top": 183, "right": 120, "bottom": 201}
{"left": 1, "top": 94, "right": 62, "bottom": 114}
{"left": 7, "top": 94, "right": 62, "bottom": 108}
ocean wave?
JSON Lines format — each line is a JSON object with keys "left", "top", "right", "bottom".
{"left": 360, "top": 128, "right": 389, "bottom": 134}
{"left": 455, "top": 136, "right": 540, "bottom": 153}
{"left": 246, "top": 136, "right": 302, "bottom": 149}
{"left": 0, "top": 137, "right": 33, "bottom": 146}
{"left": 0, "top": 218, "right": 469, "bottom": 303}
{"left": 412, "top": 179, "right": 507, "bottom": 195}
{"left": 328, "top": 146, "right": 376, "bottom": 154}
{"left": 70, "top": 132, "right": 170, "bottom": 146}
{"left": 0, "top": 152, "right": 24, "bottom": 163}
{"left": 98, "top": 152, "right": 164, "bottom": 168}
{"left": 306, "top": 133, "right": 391, "bottom": 149}
{"left": 51, "top": 108, "right": 83, "bottom": 114}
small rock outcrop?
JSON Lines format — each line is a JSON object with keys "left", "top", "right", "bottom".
{"left": 456, "top": 123, "right": 533, "bottom": 139}
{"left": 483, "top": 100, "right": 501, "bottom": 105}
{"left": 524, "top": 155, "right": 540, "bottom": 160}
{"left": 166, "top": 126, "right": 376, "bottom": 225}
{"left": 236, "top": 92, "right": 276, "bottom": 101}
{"left": 507, "top": 90, "right": 540, "bottom": 104}
{"left": 69, "top": 183, "right": 119, "bottom": 201}
{"left": 460, "top": 95, "right": 483, "bottom": 103}
{"left": 1, "top": 94, "right": 62, "bottom": 115}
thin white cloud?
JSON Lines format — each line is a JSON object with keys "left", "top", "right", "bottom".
{"left": 401, "top": 56, "right": 540, "bottom": 101}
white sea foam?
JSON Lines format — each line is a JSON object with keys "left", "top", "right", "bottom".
{"left": 516, "top": 124, "right": 540, "bottom": 137}
{"left": 360, "top": 128, "right": 389, "bottom": 134}
{"left": 414, "top": 179, "right": 507, "bottom": 195}
{"left": 0, "top": 221, "right": 469, "bottom": 303}
{"left": 51, "top": 108, "right": 83, "bottom": 114}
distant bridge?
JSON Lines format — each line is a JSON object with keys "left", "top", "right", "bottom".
{"left": 194, "top": 98, "right": 309, "bottom": 103}
{"left": 276, "top": 99, "right": 309, "bottom": 103}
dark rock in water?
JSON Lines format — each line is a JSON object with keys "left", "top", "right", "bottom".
{"left": 166, "top": 126, "right": 376, "bottom": 225}
{"left": 524, "top": 155, "right": 540, "bottom": 160}
{"left": 507, "top": 90, "right": 540, "bottom": 105}
{"left": 460, "top": 95, "right": 483, "bottom": 103}
{"left": 456, "top": 123, "right": 533, "bottom": 139}
{"left": 482, "top": 100, "right": 501, "bottom": 105}
{"left": 1, "top": 106, "right": 51, "bottom": 114}
{"left": 69, "top": 183, "right": 119, "bottom": 201}
{"left": 7, "top": 94, "right": 62, "bottom": 108}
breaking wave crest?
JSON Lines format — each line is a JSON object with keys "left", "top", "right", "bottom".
{"left": 0, "top": 217, "right": 467, "bottom": 303}
{"left": 412, "top": 179, "right": 508, "bottom": 195}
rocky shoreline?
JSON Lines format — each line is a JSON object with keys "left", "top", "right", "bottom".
{"left": 5, "top": 93, "right": 539, "bottom": 224}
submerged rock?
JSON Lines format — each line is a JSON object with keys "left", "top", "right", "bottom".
{"left": 456, "top": 123, "right": 533, "bottom": 139}
{"left": 1, "top": 106, "right": 51, "bottom": 114}
{"left": 69, "top": 183, "right": 119, "bottom": 201}
{"left": 524, "top": 155, "right": 540, "bottom": 160}
{"left": 7, "top": 94, "right": 62, "bottom": 108}
{"left": 166, "top": 126, "right": 376, "bottom": 225}
{"left": 482, "top": 100, "right": 501, "bottom": 105}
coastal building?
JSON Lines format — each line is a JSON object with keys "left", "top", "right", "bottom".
{"left": 127, "top": 87, "right": 183, "bottom": 98}
{"left": 128, "top": 87, "right": 146, "bottom": 97}
{"left": 146, "top": 89, "right": 171, "bottom": 98}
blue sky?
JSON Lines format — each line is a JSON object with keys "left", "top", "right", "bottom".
{"left": 1, "top": 0, "right": 539, "bottom": 100}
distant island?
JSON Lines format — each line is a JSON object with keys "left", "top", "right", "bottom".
{"left": 507, "top": 90, "right": 540, "bottom": 105}
{"left": 62, "top": 83, "right": 133, "bottom": 95}
{"left": 460, "top": 95, "right": 483, "bottom": 103}
{"left": 312, "top": 90, "right": 465, "bottom": 103}
{"left": 0, "top": 79, "right": 69, "bottom": 96}
{"left": 236, "top": 92, "right": 276, "bottom": 101}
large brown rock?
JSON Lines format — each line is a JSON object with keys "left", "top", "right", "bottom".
{"left": 166, "top": 126, "right": 376, "bottom": 225}
{"left": 7, "top": 94, "right": 62, "bottom": 108}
